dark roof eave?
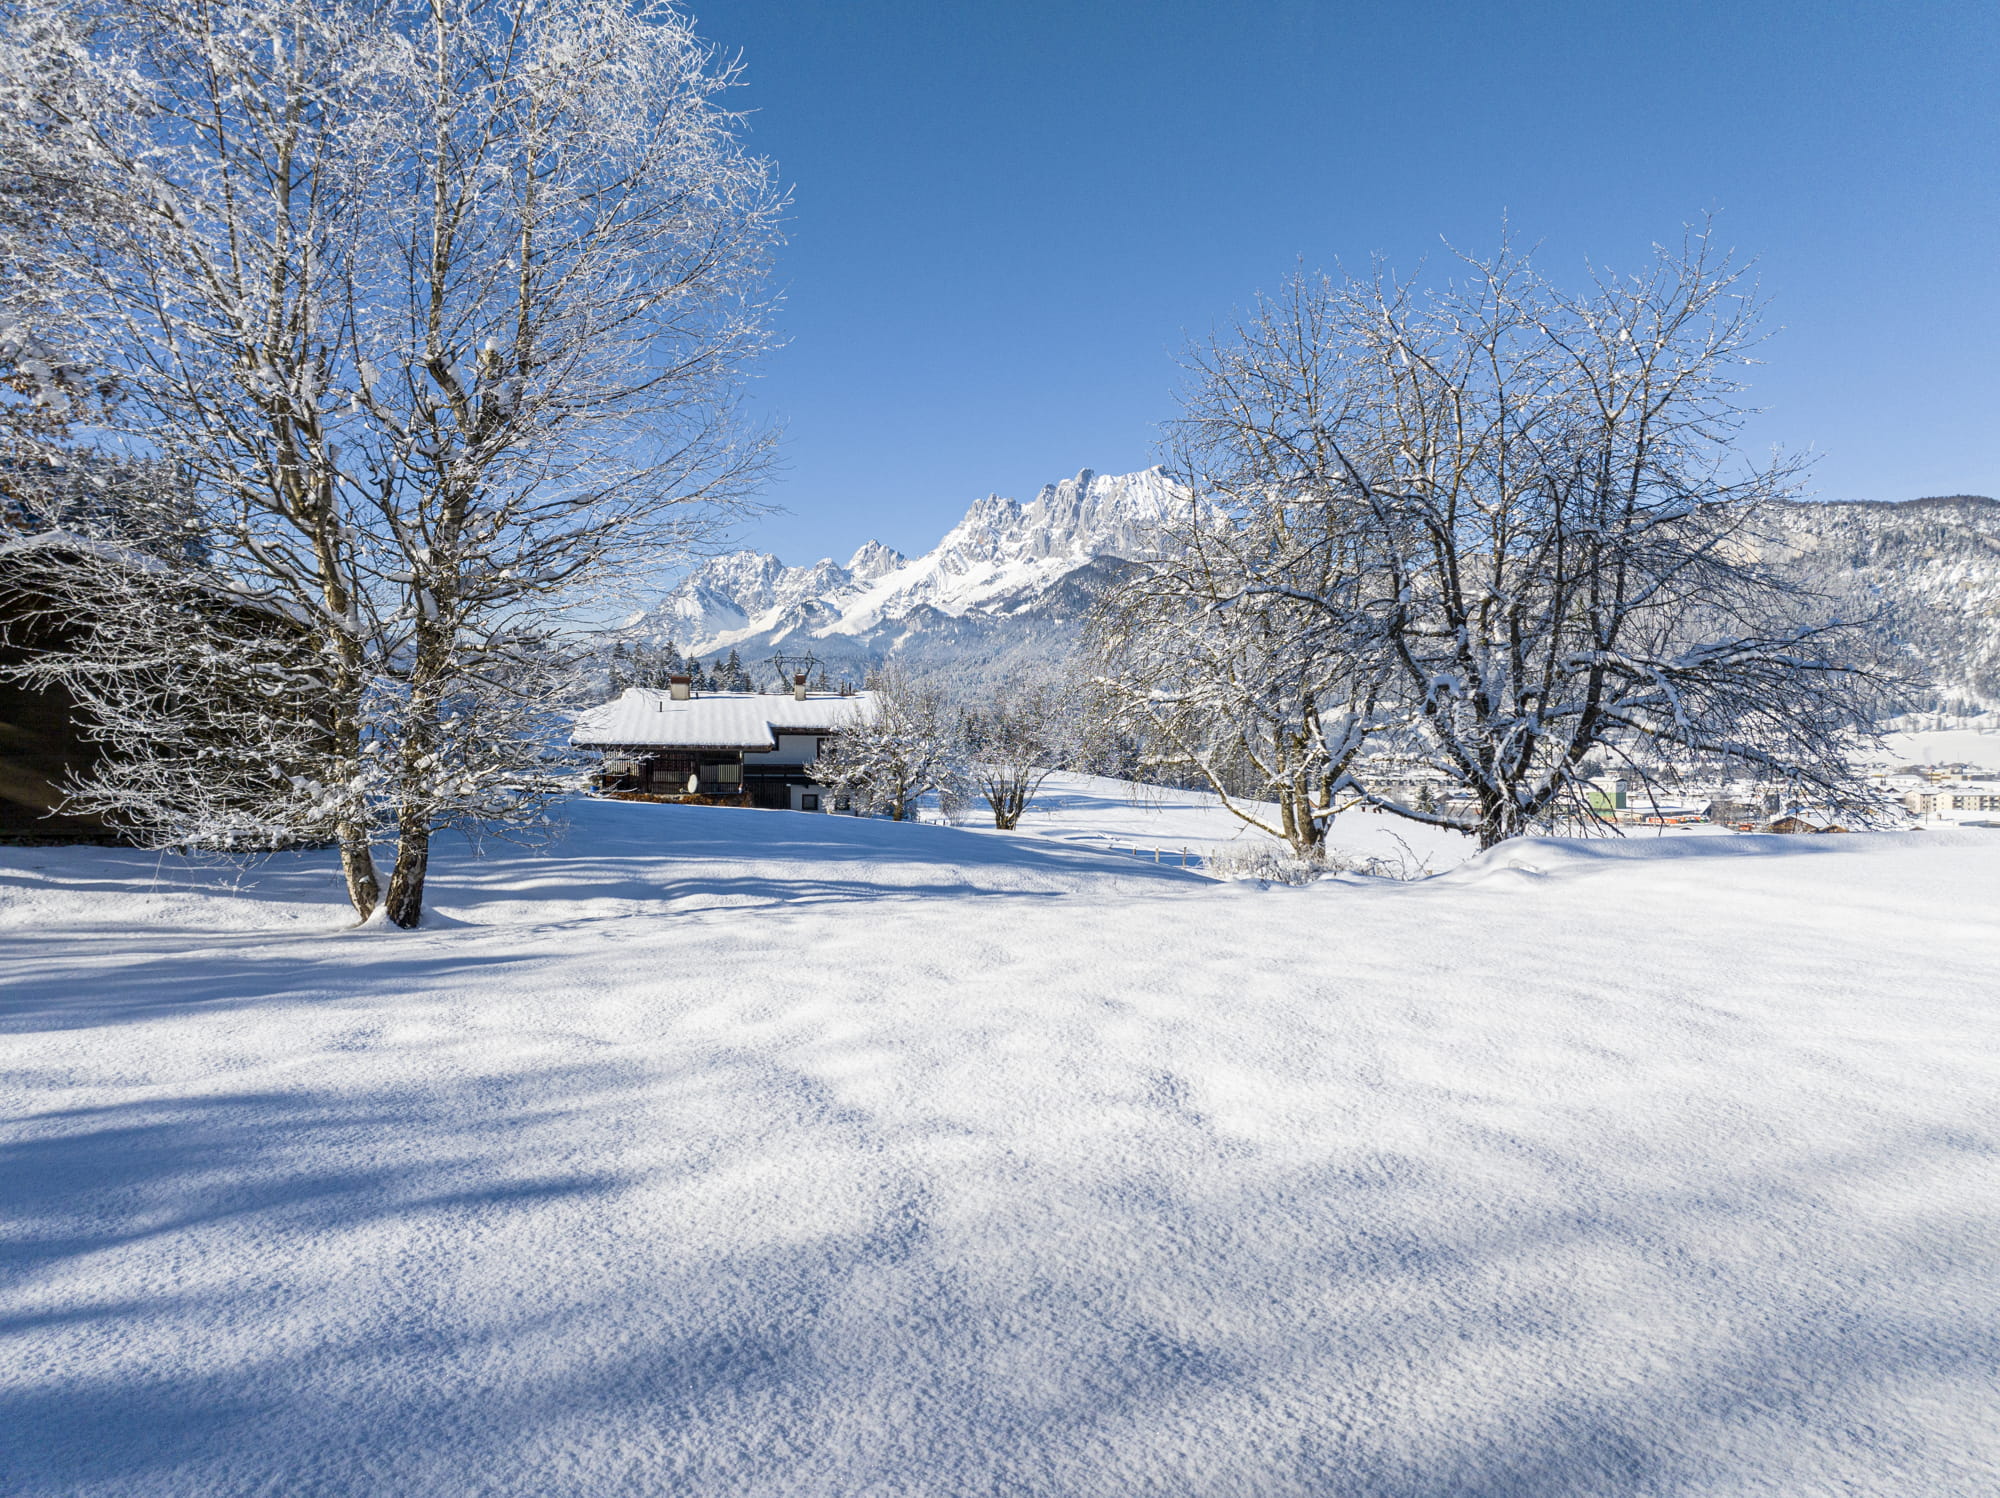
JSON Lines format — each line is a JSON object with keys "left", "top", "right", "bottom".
{"left": 573, "top": 741, "right": 768, "bottom": 753}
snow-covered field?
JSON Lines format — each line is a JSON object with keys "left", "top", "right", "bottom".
{"left": 4, "top": 797, "right": 1998, "bottom": 1496}
{"left": 966, "top": 771, "right": 1478, "bottom": 875}
{"left": 1877, "top": 723, "right": 2000, "bottom": 773}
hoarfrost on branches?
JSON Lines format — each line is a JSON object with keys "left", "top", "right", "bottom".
{"left": 810, "top": 665, "right": 966, "bottom": 823}
{"left": 0, "top": 0, "right": 781, "bottom": 921}
{"left": 962, "top": 665, "right": 1105, "bottom": 830}
{"left": 1095, "top": 223, "right": 1888, "bottom": 850}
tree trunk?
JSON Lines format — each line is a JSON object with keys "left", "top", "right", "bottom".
{"left": 384, "top": 806, "right": 430, "bottom": 928}
{"left": 990, "top": 777, "right": 1025, "bottom": 829}
{"left": 384, "top": 611, "right": 448, "bottom": 928}
{"left": 338, "top": 820, "right": 381, "bottom": 921}
{"left": 1280, "top": 786, "right": 1327, "bottom": 857}
{"left": 1476, "top": 786, "right": 1518, "bottom": 849}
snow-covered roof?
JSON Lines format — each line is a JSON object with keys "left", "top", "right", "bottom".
{"left": 570, "top": 688, "right": 878, "bottom": 750}
{"left": 0, "top": 527, "right": 308, "bottom": 622}
{"left": 0, "top": 527, "right": 168, "bottom": 571}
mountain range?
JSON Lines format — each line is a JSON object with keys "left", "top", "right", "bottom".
{"left": 623, "top": 468, "right": 2000, "bottom": 713}
{"left": 624, "top": 467, "right": 1179, "bottom": 680}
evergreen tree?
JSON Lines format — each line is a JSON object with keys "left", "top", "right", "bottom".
{"left": 654, "top": 641, "right": 685, "bottom": 686}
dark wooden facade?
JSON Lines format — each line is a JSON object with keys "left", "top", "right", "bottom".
{"left": 596, "top": 739, "right": 841, "bottom": 812}
{"left": 1, "top": 535, "right": 332, "bottom": 843}
{"left": 0, "top": 562, "right": 123, "bottom": 840}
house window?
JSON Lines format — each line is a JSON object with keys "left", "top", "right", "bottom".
{"left": 706, "top": 762, "right": 741, "bottom": 785}
{"left": 801, "top": 792, "right": 820, "bottom": 812}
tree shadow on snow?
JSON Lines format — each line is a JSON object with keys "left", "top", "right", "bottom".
{"left": 0, "top": 940, "right": 550, "bottom": 1034}
{"left": 0, "top": 1062, "right": 645, "bottom": 1492}
{"left": 3, "top": 1058, "right": 1991, "bottom": 1496}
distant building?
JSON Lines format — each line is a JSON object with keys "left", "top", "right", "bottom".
{"left": 1904, "top": 787, "right": 2000, "bottom": 816}
{"left": 570, "top": 675, "right": 877, "bottom": 812}
{"left": 1765, "top": 812, "right": 1848, "bottom": 835}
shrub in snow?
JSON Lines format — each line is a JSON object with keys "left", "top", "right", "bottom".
{"left": 1205, "top": 843, "right": 1332, "bottom": 885}
{"left": 811, "top": 665, "right": 967, "bottom": 821}
{"left": 1205, "top": 836, "right": 1434, "bottom": 884}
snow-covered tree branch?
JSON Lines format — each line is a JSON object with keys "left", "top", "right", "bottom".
{"left": 810, "top": 665, "right": 964, "bottom": 823}
{"left": 961, "top": 665, "right": 1094, "bottom": 830}
{"left": 1099, "top": 224, "right": 1887, "bottom": 850}
{"left": 0, "top": 0, "right": 780, "bottom": 921}
{"left": 1090, "top": 463, "right": 1388, "bottom": 854}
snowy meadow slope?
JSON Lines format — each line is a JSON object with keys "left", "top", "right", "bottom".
{"left": 3, "top": 802, "right": 1998, "bottom": 1496}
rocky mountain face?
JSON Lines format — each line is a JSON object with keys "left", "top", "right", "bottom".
{"left": 627, "top": 470, "right": 2000, "bottom": 712}
{"left": 627, "top": 467, "right": 1180, "bottom": 680}
{"left": 1756, "top": 495, "right": 2000, "bottom": 713}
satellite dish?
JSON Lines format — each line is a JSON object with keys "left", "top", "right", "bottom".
{"left": 686, "top": 772, "right": 699, "bottom": 794}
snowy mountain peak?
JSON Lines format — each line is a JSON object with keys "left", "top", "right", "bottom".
{"left": 624, "top": 466, "right": 1187, "bottom": 665}
{"left": 925, "top": 467, "right": 1180, "bottom": 574}
{"left": 621, "top": 476, "right": 2000, "bottom": 708}
{"left": 845, "top": 540, "right": 906, "bottom": 581}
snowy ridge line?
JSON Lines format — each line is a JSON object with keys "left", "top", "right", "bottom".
{"left": 625, "top": 466, "right": 1183, "bottom": 660}
{"left": 620, "top": 475, "right": 2000, "bottom": 711}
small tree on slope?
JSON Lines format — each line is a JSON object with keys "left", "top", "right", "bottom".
{"left": 811, "top": 666, "right": 965, "bottom": 822}
{"left": 1090, "top": 470, "right": 1387, "bottom": 855}
{"left": 963, "top": 666, "right": 1093, "bottom": 830}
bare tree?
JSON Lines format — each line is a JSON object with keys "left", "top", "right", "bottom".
{"left": 962, "top": 665, "right": 1093, "bottom": 830}
{"left": 0, "top": 0, "right": 779, "bottom": 921}
{"left": 353, "top": 0, "right": 779, "bottom": 924}
{"left": 1, "top": 0, "right": 407, "bottom": 908}
{"left": 1112, "top": 225, "right": 1882, "bottom": 850}
{"left": 810, "top": 665, "right": 963, "bottom": 822}
{"left": 1090, "top": 464, "right": 1386, "bottom": 854}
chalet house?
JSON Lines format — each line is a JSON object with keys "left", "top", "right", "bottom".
{"left": 571, "top": 674, "right": 877, "bottom": 812}
{"left": 1765, "top": 812, "right": 1848, "bottom": 835}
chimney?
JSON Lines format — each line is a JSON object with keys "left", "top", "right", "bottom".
{"left": 668, "top": 673, "right": 691, "bottom": 701}
{"left": 792, "top": 672, "right": 809, "bottom": 702}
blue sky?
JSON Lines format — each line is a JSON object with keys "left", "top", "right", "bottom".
{"left": 691, "top": 0, "right": 1998, "bottom": 565}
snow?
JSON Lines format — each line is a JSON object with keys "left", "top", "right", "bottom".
{"left": 1875, "top": 724, "right": 2000, "bottom": 774}
{"left": 816, "top": 467, "right": 1180, "bottom": 636}
{"left": 973, "top": 770, "right": 1479, "bottom": 874}
{"left": 570, "top": 687, "right": 878, "bottom": 750}
{"left": 637, "top": 467, "right": 1183, "bottom": 655}
{"left": 4, "top": 797, "right": 1998, "bottom": 1495}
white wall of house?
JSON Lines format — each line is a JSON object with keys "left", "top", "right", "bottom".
{"left": 744, "top": 734, "right": 824, "bottom": 766}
